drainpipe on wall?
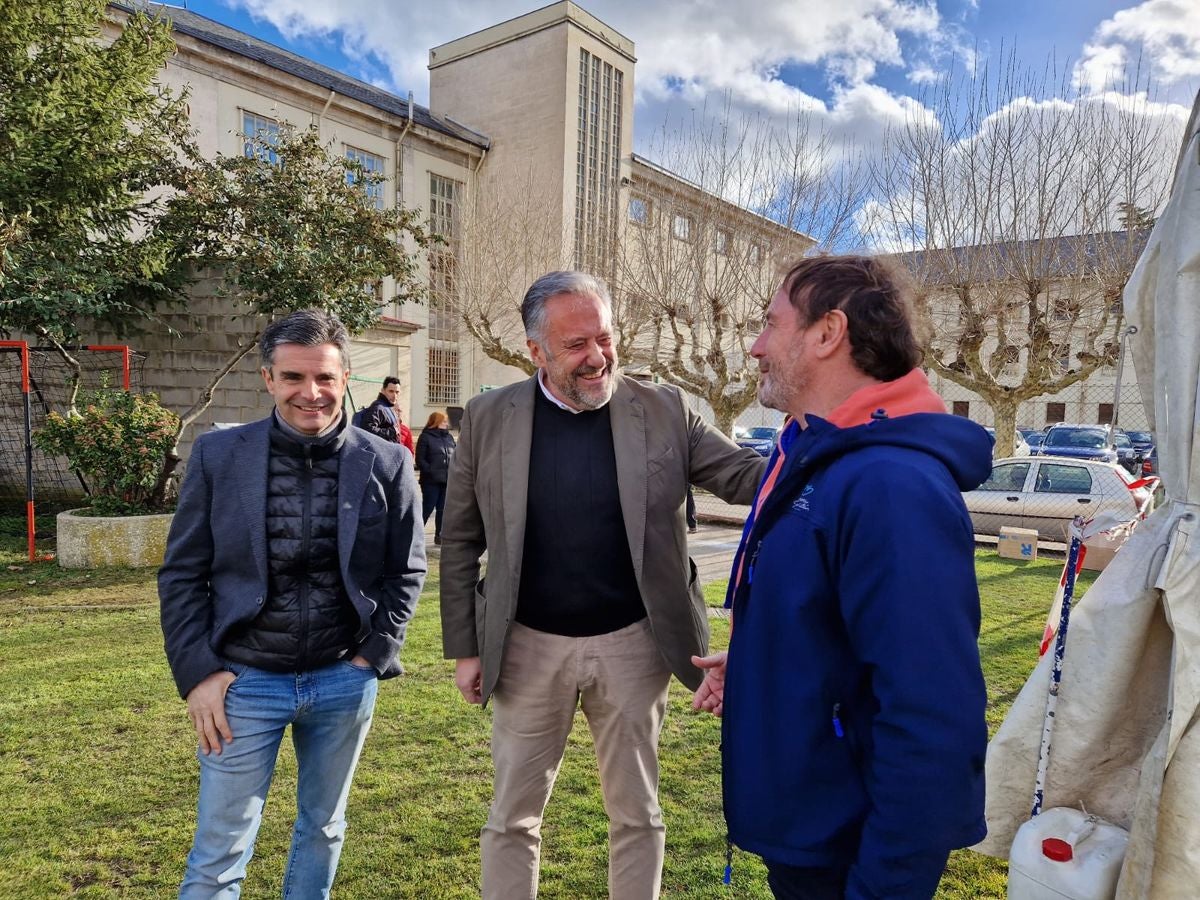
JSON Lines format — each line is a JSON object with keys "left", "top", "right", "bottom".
{"left": 318, "top": 89, "right": 336, "bottom": 122}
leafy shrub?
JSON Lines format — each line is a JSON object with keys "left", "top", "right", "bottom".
{"left": 34, "top": 390, "right": 179, "bottom": 515}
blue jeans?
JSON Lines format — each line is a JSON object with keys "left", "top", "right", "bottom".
{"left": 421, "top": 482, "right": 447, "bottom": 537}
{"left": 179, "top": 659, "right": 378, "bottom": 899}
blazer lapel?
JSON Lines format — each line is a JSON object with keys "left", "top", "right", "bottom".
{"left": 338, "top": 435, "right": 375, "bottom": 569}
{"left": 234, "top": 420, "right": 270, "bottom": 583}
{"left": 501, "top": 379, "right": 536, "bottom": 584}
{"left": 609, "top": 379, "right": 647, "bottom": 576}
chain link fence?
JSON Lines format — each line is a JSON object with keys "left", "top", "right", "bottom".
{"left": 678, "top": 348, "right": 1159, "bottom": 540}
{"left": 0, "top": 345, "right": 148, "bottom": 522}
{"left": 933, "top": 346, "right": 1160, "bottom": 548}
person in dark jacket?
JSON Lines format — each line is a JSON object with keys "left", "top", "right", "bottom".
{"left": 359, "top": 375, "right": 415, "bottom": 455}
{"left": 692, "top": 256, "right": 992, "bottom": 900}
{"left": 159, "top": 310, "right": 426, "bottom": 898}
{"left": 415, "top": 410, "right": 456, "bottom": 544}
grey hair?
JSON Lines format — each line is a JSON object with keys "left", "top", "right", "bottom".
{"left": 259, "top": 309, "right": 351, "bottom": 370}
{"left": 520, "top": 271, "right": 612, "bottom": 345}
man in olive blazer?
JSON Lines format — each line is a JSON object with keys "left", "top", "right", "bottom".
{"left": 440, "top": 270, "right": 765, "bottom": 900}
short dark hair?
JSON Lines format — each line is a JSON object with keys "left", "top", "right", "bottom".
{"left": 259, "top": 309, "right": 350, "bottom": 370}
{"left": 520, "top": 271, "right": 611, "bottom": 345}
{"left": 781, "top": 255, "right": 923, "bottom": 381}
{"left": 382, "top": 376, "right": 400, "bottom": 389}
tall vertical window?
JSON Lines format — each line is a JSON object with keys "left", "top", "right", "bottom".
{"left": 242, "top": 111, "right": 280, "bottom": 165}
{"left": 428, "top": 174, "right": 462, "bottom": 406}
{"left": 345, "top": 147, "right": 386, "bottom": 210}
{"left": 574, "top": 49, "right": 624, "bottom": 273}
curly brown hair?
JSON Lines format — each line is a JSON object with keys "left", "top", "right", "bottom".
{"left": 781, "top": 255, "right": 923, "bottom": 381}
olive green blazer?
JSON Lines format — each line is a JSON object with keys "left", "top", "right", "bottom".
{"left": 439, "top": 374, "right": 766, "bottom": 703}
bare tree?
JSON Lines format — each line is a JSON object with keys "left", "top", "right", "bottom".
{"left": 613, "top": 100, "right": 866, "bottom": 435}
{"left": 445, "top": 169, "right": 573, "bottom": 375}
{"left": 867, "top": 55, "right": 1182, "bottom": 455}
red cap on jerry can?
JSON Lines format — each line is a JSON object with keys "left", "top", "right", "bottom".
{"left": 1042, "top": 838, "right": 1074, "bottom": 862}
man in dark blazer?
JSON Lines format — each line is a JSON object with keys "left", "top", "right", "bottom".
{"left": 159, "top": 309, "right": 425, "bottom": 898}
{"left": 440, "top": 271, "right": 765, "bottom": 899}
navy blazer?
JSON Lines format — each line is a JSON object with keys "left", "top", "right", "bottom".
{"left": 159, "top": 416, "right": 426, "bottom": 698}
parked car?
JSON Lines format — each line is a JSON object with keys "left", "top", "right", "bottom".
{"left": 984, "top": 427, "right": 1031, "bottom": 457}
{"left": 1038, "top": 423, "right": 1145, "bottom": 474}
{"left": 736, "top": 426, "right": 780, "bottom": 457}
{"left": 1124, "top": 429, "right": 1159, "bottom": 475}
{"left": 1018, "top": 428, "right": 1044, "bottom": 454}
{"left": 963, "top": 456, "right": 1158, "bottom": 541}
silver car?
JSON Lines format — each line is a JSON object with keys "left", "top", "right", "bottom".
{"left": 963, "top": 456, "right": 1158, "bottom": 541}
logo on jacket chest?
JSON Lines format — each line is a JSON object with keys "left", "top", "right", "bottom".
{"left": 791, "top": 482, "right": 815, "bottom": 513}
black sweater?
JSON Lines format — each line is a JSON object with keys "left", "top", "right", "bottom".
{"left": 515, "top": 389, "right": 644, "bottom": 636}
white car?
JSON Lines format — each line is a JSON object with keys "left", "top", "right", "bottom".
{"left": 984, "top": 427, "right": 1030, "bottom": 457}
{"left": 963, "top": 456, "right": 1158, "bottom": 541}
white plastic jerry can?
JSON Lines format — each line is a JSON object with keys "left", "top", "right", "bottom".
{"left": 1007, "top": 807, "right": 1130, "bottom": 900}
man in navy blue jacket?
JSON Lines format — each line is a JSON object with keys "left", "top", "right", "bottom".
{"left": 693, "top": 255, "right": 993, "bottom": 899}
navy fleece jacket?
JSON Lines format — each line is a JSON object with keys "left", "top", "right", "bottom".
{"left": 721, "top": 372, "right": 992, "bottom": 899}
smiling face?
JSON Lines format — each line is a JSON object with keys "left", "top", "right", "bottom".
{"left": 527, "top": 291, "right": 618, "bottom": 411}
{"left": 751, "top": 280, "right": 815, "bottom": 419}
{"left": 262, "top": 342, "right": 349, "bottom": 435}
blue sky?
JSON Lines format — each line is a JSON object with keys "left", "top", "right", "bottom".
{"left": 169, "top": 0, "right": 1198, "bottom": 114}
{"left": 163, "top": 0, "right": 1197, "bottom": 248}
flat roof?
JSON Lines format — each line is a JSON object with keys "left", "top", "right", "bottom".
{"left": 117, "top": 2, "right": 490, "bottom": 149}
{"left": 429, "top": 1, "right": 635, "bottom": 69}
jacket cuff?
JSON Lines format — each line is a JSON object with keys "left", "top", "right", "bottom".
{"left": 174, "top": 646, "right": 226, "bottom": 700}
{"left": 357, "top": 631, "right": 401, "bottom": 676}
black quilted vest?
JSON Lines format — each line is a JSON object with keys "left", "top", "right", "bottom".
{"left": 223, "top": 415, "right": 358, "bottom": 671}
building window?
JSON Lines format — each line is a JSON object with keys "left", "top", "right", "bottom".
{"left": 428, "top": 173, "right": 462, "bottom": 407}
{"left": 345, "top": 147, "right": 386, "bottom": 210}
{"left": 1051, "top": 343, "right": 1072, "bottom": 370}
{"left": 672, "top": 213, "right": 692, "bottom": 242}
{"left": 427, "top": 342, "right": 460, "bottom": 406}
{"left": 748, "top": 242, "right": 763, "bottom": 265}
{"left": 242, "top": 111, "right": 280, "bottom": 165}
{"left": 952, "top": 400, "right": 970, "bottom": 417}
{"left": 1045, "top": 402, "right": 1066, "bottom": 425}
{"left": 1002, "top": 344, "right": 1020, "bottom": 375}
{"left": 1052, "top": 298, "right": 1078, "bottom": 322}
{"left": 428, "top": 173, "right": 461, "bottom": 294}
{"left": 1097, "top": 403, "right": 1114, "bottom": 425}
{"left": 628, "top": 196, "right": 649, "bottom": 225}
{"left": 714, "top": 228, "right": 730, "bottom": 255}
{"left": 574, "top": 49, "right": 624, "bottom": 271}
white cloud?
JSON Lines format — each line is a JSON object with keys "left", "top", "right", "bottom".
{"left": 227, "top": 0, "right": 946, "bottom": 110}
{"left": 1075, "top": 0, "right": 1200, "bottom": 91}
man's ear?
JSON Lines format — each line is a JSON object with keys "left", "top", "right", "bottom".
{"left": 812, "top": 310, "right": 850, "bottom": 360}
{"left": 527, "top": 338, "right": 545, "bottom": 369}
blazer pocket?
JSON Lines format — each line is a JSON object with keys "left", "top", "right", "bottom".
{"left": 647, "top": 446, "right": 676, "bottom": 475}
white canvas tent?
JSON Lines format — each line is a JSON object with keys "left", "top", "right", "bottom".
{"left": 976, "top": 89, "right": 1200, "bottom": 898}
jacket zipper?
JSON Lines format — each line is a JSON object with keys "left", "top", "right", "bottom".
{"left": 299, "top": 448, "right": 313, "bottom": 666}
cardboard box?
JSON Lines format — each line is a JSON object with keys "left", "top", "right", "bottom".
{"left": 1082, "top": 530, "right": 1126, "bottom": 572}
{"left": 998, "top": 526, "right": 1039, "bottom": 561}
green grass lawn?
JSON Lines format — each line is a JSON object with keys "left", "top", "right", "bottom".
{"left": 0, "top": 523, "right": 1091, "bottom": 898}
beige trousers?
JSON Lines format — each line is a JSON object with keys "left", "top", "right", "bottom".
{"left": 481, "top": 618, "right": 672, "bottom": 900}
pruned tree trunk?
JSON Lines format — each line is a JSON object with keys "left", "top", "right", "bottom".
{"left": 150, "top": 333, "right": 259, "bottom": 507}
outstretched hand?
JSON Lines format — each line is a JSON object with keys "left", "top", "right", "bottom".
{"left": 691, "top": 651, "right": 727, "bottom": 717}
